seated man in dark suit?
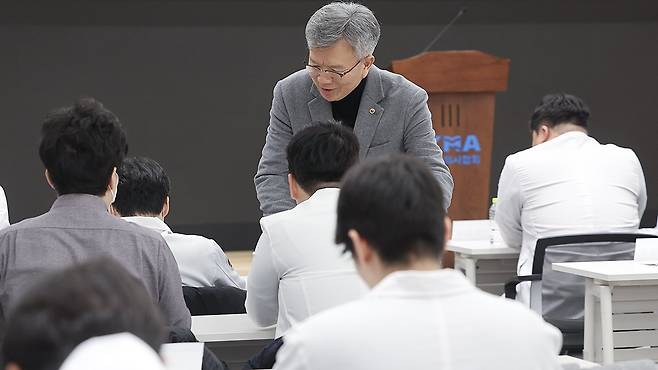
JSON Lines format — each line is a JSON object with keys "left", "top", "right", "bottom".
{"left": 0, "top": 97, "right": 190, "bottom": 330}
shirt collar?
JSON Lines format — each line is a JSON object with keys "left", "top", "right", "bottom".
{"left": 59, "top": 333, "right": 165, "bottom": 370}
{"left": 539, "top": 131, "right": 590, "bottom": 147}
{"left": 122, "top": 216, "right": 172, "bottom": 234}
{"left": 309, "top": 187, "right": 340, "bottom": 198}
{"left": 553, "top": 130, "right": 588, "bottom": 140}
{"left": 369, "top": 269, "right": 476, "bottom": 298}
{"left": 296, "top": 187, "right": 340, "bottom": 209}
{"left": 51, "top": 194, "right": 109, "bottom": 213}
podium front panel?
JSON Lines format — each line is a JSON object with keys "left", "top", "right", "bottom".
{"left": 429, "top": 92, "right": 495, "bottom": 220}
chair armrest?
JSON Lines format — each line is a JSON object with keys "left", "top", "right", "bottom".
{"left": 504, "top": 274, "right": 541, "bottom": 299}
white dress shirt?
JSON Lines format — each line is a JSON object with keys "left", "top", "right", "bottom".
{"left": 59, "top": 333, "right": 165, "bottom": 370}
{"left": 123, "top": 216, "right": 245, "bottom": 289}
{"left": 274, "top": 269, "right": 563, "bottom": 370}
{"left": 496, "top": 132, "right": 647, "bottom": 304}
{"left": 0, "top": 185, "right": 9, "bottom": 230}
{"left": 246, "top": 188, "right": 368, "bottom": 337}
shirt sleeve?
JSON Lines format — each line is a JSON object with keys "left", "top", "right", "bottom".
{"left": 495, "top": 156, "right": 523, "bottom": 249}
{"left": 245, "top": 229, "right": 280, "bottom": 327}
{"left": 0, "top": 186, "right": 9, "bottom": 230}
{"left": 209, "top": 239, "right": 246, "bottom": 289}
{"left": 157, "top": 239, "right": 192, "bottom": 329}
{"left": 254, "top": 81, "right": 297, "bottom": 216}
{"left": 403, "top": 89, "right": 454, "bottom": 210}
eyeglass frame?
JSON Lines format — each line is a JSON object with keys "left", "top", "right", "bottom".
{"left": 305, "top": 59, "right": 364, "bottom": 79}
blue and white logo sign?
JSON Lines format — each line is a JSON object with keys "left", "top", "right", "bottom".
{"left": 435, "top": 134, "right": 482, "bottom": 166}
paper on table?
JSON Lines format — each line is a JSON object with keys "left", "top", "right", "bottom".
{"left": 450, "top": 219, "right": 503, "bottom": 244}
{"left": 634, "top": 238, "right": 658, "bottom": 262}
{"left": 161, "top": 342, "right": 203, "bottom": 370}
{"left": 451, "top": 220, "right": 490, "bottom": 241}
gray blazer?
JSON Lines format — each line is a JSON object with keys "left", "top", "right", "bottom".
{"left": 255, "top": 65, "right": 453, "bottom": 215}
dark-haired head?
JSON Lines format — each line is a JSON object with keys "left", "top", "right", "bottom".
{"left": 529, "top": 93, "right": 590, "bottom": 145}
{"left": 335, "top": 155, "right": 448, "bottom": 287}
{"left": 1, "top": 258, "right": 167, "bottom": 370}
{"left": 39, "top": 97, "right": 128, "bottom": 196}
{"left": 286, "top": 123, "right": 359, "bottom": 202}
{"left": 113, "top": 157, "right": 170, "bottom": 218}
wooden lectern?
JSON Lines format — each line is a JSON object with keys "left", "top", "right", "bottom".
{"left": 391, "top": 51, "right": 510, "bottom": 220}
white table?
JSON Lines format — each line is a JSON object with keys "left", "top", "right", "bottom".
{"left": 161, "top": 342, "right": 203, "bottom": 370}
{"left": 191, "top": 314, "right": 276, "bottom": 369}
{"left": 191, "top": 314, "right": 275, "bottom": 342}
{"left": 447, "top": 237, "right": 519, "bottom": 295}
{"left": 553, "top": 261, "right": 658, "bottom": 364}
{"left": 448, "top": 220, "right": 520, "bottom": 295}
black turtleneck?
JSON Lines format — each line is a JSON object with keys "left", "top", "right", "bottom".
{"left": 331, "top": 78, "right": 367, "bottom": 129}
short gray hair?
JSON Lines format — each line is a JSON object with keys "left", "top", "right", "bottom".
{"left": 305, "top": 2, "right": 381, "bottom": 59}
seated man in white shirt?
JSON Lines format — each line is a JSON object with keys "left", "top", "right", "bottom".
{"left": 495, "top": 93, "right": 647, "bottom": 304}
{"left": 246, "top": 123, "right": 367, "bottom": 335}
{"left": 0, "top": 185, "right": 8, "bottom": 229}
{"left": 274, "top": 155, "right": 563, "bottom": 370}
{"left": 112, "top": 157, "right": 245, "bottom": 289}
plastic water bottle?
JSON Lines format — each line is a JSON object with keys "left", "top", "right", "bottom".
{"left": 489, "top": 197, "right": 498, "bottom": 245}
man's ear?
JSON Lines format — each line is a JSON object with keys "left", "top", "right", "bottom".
{"left": 288, "top": 173, "right": 300, "bottom": 203}
{"left": 108, "top": 167, "right": 119, "bottom": 192}
{"left": 531, "top": 124, "right": 550, "bottom": 146}
{"left": 44, "top": 169, "right": 56, "bottom": 191}
{"left": 161, "top": 196, "right": 170, "bottom": 219}
{"left": 361, "top": 55, "right": 375, "bottom": 78}
{"left": 348, "top": 229, "right": 373, "bottom": 267}
{"left": 444, "top": 216, "right": 453, "bottom": 244}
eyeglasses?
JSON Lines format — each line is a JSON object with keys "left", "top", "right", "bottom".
{"left": 305, "top": 59, "right": 363, "bottom": 80}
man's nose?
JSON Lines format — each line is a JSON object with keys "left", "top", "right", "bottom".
{"left": 317, "top": 73, "right": 333, "bottom": 85}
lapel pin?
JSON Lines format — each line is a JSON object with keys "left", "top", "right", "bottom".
{"left": 368, "top": 108, "right": 376, "bottom": 115}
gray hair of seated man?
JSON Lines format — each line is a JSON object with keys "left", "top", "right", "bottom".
{"left": 305, "top": 2, "right": 381, "bottom": 59}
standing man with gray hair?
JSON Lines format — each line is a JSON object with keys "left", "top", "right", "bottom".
{"left": 255, "top": 2, "right": 453, "bottom": 216}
